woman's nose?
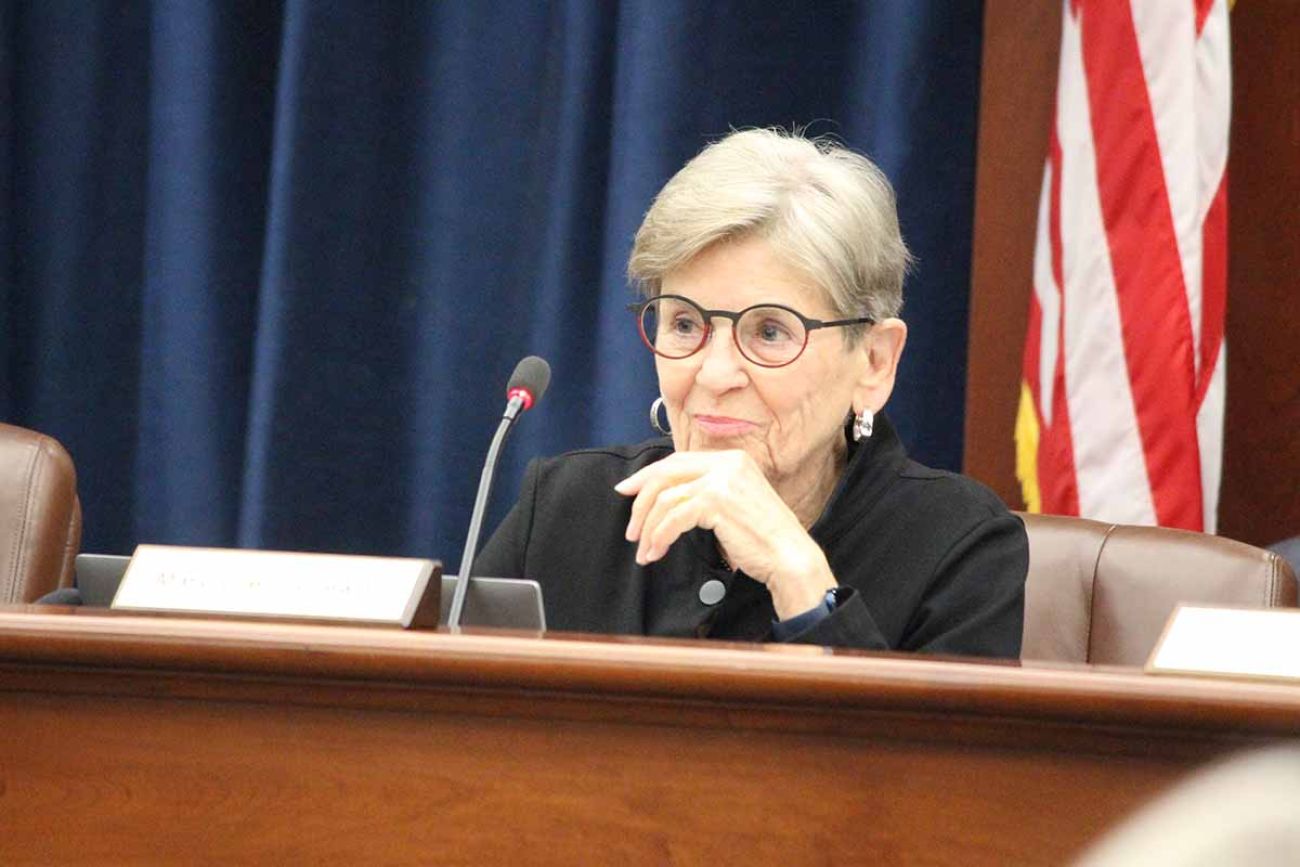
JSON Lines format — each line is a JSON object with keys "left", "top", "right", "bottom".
{"left": 694, "top": 321, "right": 749, "bottom": 391}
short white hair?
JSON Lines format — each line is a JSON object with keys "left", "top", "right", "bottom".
{"left": 628, "top": 128, "right": 911, "bottom": 334}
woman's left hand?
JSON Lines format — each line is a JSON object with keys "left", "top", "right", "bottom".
{"left": 614, "top": 450, "right": 836, "bottom": 619}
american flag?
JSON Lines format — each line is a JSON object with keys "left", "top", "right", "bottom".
{"left": 1015, "top": 0, "right": 1231, "bottom": 533}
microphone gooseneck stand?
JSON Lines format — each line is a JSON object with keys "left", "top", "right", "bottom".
{"left": 446, "top": 393, "right": 529, "bottom": 629}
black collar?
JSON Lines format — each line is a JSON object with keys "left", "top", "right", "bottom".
{"left": 808, "top": 411, "right": 908, "bottom": 544}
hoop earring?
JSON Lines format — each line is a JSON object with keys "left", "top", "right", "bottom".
{"left": 853, "top": 407, "right": 874, "bottom": 442}
{"left": 650, "top": 397, "right": 671, "bottom": 436}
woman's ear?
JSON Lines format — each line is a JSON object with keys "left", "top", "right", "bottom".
{"left": 853, "top": 318, "right": 907, "bottom": 414}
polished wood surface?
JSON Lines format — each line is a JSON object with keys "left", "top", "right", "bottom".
{"left": 963, "top": 0, "right": 1058, "bottom": 512}
{"left": 2, "top": 609, "right": 1299, "bottom": 864}
{"left": 1219, "top": 2, "right": 1300, "bottom": 546}
{"left": 965, "top": 1, "right": 1300, "bottom": 547}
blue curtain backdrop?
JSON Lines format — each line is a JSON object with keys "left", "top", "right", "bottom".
{"left": 0, "top": 1, "right": 984, "bottom": 564}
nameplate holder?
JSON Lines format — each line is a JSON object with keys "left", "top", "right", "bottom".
{"left": 112, "top": 545, "right": 441, "bottom": 629}
{"left": 1146, "top": 604, "right": 1300, "bottom": 683}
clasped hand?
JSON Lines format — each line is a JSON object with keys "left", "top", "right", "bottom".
{"left": 613, "top": 450, "right": 836, "bottom": 619}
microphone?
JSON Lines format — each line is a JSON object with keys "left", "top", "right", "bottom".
{"left": 504, "top": 355, "right": 551, "bottom": 418}
{"left": 447, "top": 356, "right": 551, "bottom": 628}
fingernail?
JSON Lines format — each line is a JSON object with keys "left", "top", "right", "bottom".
{"left": 613, "top": 479, "right": 631, "bottom": 494}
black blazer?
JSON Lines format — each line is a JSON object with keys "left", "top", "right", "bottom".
{"left": 476, "top": 414, "right": 1026, "bottom": 657}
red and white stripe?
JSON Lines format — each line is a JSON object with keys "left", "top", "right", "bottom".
{"left": 1019, "top": 0, "right": 1230, "bottom": 532}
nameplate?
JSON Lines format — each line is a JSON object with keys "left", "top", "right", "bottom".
{"left": 1146, "top": 604, "right": 1300, "bottom": 683}
{"left": 112, "top": 545, "right": 441, "bottom": 629}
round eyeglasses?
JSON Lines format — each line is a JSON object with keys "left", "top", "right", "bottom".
{"left": 630, "top": 294, "right": 875, "bottom": 368}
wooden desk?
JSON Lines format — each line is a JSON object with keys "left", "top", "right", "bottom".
{"left": 1, "top": 608, "right": 1297, "bottom": 865}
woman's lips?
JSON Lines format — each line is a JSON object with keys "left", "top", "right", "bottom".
{"left": 693, "top": 415, "right": 758, "bottom": 437}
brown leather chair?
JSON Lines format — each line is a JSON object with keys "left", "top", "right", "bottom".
{"left": 1019, "top": 512, "right": 1297, "bottom": 666}
{"left": 0, "top": 423, "right": 82, "bottom": 603}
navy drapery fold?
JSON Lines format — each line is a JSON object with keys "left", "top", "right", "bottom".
{"left": 2, "top": 1, "right": 983, "bottom": 564}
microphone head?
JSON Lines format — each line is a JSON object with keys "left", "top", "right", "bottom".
{"left": 506, "top": 356, "right": 551, "bottom": 411}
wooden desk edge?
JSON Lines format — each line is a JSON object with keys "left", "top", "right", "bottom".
{"left": 0, "top": 608, "right": 1298, "bottom": 737}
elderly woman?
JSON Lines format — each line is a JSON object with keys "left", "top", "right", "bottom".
{"left": 476, "top": 128, "right": 1026, "bottom": 655}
